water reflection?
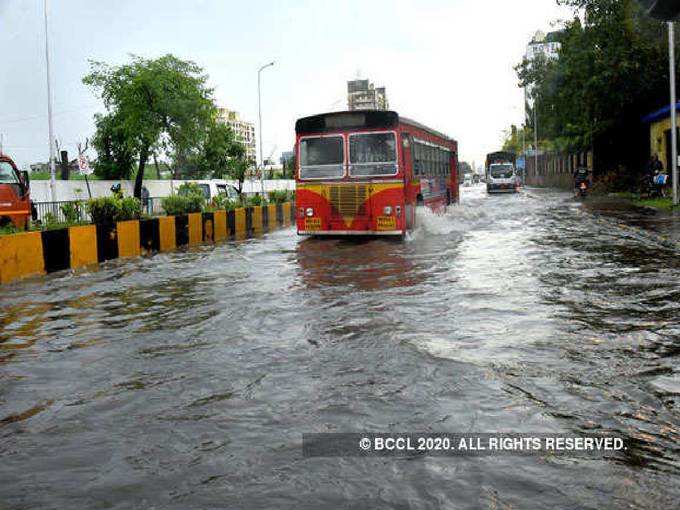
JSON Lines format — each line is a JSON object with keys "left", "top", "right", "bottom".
{"left": 295, "top": 237, "right": 427, "bottom": 291}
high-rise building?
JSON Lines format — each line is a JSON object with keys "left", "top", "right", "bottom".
{"left": 347, "top": 79, "right": 389, "bottom": 111}
{"left": 217, "top": 107, "right": 257, "bottom": 160}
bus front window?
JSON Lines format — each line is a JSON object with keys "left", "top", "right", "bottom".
{"left": 349, "top": 132, "right": 397, "bottom": 176}
{"left": 489, "top": 164, "right": 514, "bottom": 179}
{"left": 299, "top": 136, "right": 344, "bottom": 179}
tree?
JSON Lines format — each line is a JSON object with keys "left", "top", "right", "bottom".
{"left": 282, "top": 154, "right": 296, "bottom": 179}
{"left": 199, "top": 121, "right": 240, "bottom": 178}
{"left": 90, "top": 113, "right": 136, "bottom": 179}
{"left": 224, "top": 141, "right": 253, "bottom": 196}
{"left": 515, "top": 0, "right": 673, "bottom": 174}
{"left": 83, "top": 54, "right": 216, "bottom": 197}
{"left": 502, "top": 124, "right": 535, "bottom": 154}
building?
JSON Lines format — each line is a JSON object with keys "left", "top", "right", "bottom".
{"left": 525, "top": 30, "right": 561, "bottom": 62}
{"left": 347, "top": 79, "right": 389, "bottom": 111}
{"left": 643, "top": 102, "right": 680, "bottom": 172}
{"left": 217, "top": 107, "right": 257, "bottom": 160}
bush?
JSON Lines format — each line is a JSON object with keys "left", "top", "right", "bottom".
{"left": 41, "top": 212, "right": 66, "bottom": 231}
{"left": 0, "top": 223, "right": 18, "bottom": 236}
{"left": 86, "top": 196, "right": 141, "bottom": 224}
{"left": 60, "top": 201, "right": 83, "bottom": 224}
{"left": 161, "top": 194, "right": 204, "bottom": 215}
{"left": 162, "top": 182, "right": 206, "bottom": 215}
{"left": 245, "top": 194, "right": 266, "bottom": 207}
{"left": 118, "top": 196, "right": 142, "bottom": 220}
{"left": 590, "top": 169, "right": 633, "bottom": 195}
{"left": 177, "top": 182, "right": 205, "bottom": 198}
{"left": 267, "top": 190, "right": 290, "bottom": 204}
{"left": 211, "top": 194, "right": 238, "bottom": 211}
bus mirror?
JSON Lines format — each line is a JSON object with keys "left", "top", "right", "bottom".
{"left": 21, "top": 170, "right": 30, "bottom": 189}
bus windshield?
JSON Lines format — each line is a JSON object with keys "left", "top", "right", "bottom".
{"left": 489, "top": 164, "right": 514, "bottom": 178}
{"left": 299, "top": 136, "right": 344, "bottom": 179}
{"left": 349, "top": 132, "right": 397, "bottom": 176}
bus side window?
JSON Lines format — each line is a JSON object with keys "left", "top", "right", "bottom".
{"left": 413, "top": 142, "right": 421, "bottom": 176}
{"left": 423, "top": 145, "right": 429, "bottom": 176}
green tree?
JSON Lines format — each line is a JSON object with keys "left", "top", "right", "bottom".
{"left": 515, "top": 0, "right": 672, "bottom": 173}
{"left": 226, "top": 153, "right": 254, "bottom": 196}
{"left": 282, "top": 154, "right": 296, "bottom": 179}
{"left": 502, "top": 124, "right": 535, "bottom": 154}
{"left": 90, "top": 113, "right": 136, "bottom": 179}
{"left": 84, "top": 54, "right": 216, "bottom": 197}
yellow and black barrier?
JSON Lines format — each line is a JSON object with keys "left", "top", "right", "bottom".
{"left": 0, "top": 202, "right": 295, "bottom": 286}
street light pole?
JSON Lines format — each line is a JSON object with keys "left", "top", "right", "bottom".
{"left": 669, "top": 21, "right": 678, "bottom": 206}
{"left": 533, "top": 100, "right": 539, "bottom": 176}
{"left": 43, "top": 0, "right": 57, "bottom": 203}
{"left": 257, "top": 61, "right": 275, "bottom": 195}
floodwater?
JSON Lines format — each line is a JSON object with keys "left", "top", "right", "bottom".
{"left": 1, "top": 186, "right": 679, "bottom": 509}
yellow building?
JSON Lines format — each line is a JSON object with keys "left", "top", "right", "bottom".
{"left": 217, "top": 107, "right": 257, "bottom": 161}
{"left": 644, "top": 102, "right": 680, "bottom": 171}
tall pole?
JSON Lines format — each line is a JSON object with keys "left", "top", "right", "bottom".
{"left": 257, "top": 61, "right": 275, "bottom": 195}
{"left": 533, "top": 101, "right": 539, "bottom": 175}
{"left": 44, "top": 0, "right": 57, "bottom": 203}
{"left": 669, "top": 22, "right": 678, "bottom": 206}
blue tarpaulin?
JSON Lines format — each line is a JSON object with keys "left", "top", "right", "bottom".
{"left": 642, "top": 102, "right": 680, "bottom": 123}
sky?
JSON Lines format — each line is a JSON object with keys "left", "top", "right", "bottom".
{"left": 0, "top": 0, "right": 572, "bottom": 170}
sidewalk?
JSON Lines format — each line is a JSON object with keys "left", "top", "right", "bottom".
{"left": 583, "top": 194, "right": 680, "bottom": 248}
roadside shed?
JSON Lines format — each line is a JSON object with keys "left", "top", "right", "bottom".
{"left": 642, "top": 101, "right": 680, "bottom": 171}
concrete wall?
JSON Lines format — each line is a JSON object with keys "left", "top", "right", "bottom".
{"left": 30, "top": 179, "right": 296, "bottom": 202}
{"left": 649, "top": 117, "right": 680, "bottom": 172}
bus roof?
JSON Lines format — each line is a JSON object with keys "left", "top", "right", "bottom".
{"left": 399, "top": 117, "right": 453, "bottom": 143}
{"left": 296, "top": 111, "right": 398, "bottom": 134}
{"left": 295, "top": 110, "right": 454, "bottom": 143}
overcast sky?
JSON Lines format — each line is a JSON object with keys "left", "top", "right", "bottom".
{"left": 0, "top": 0, "right": 572, "bottom": 170}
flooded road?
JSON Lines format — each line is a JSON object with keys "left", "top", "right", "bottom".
{"left": 1, "top": 185, "right": 679, "bottom": 509}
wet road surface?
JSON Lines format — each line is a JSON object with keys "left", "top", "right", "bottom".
{"left": 1, "top": 186, "right": 679, "bottom": 509}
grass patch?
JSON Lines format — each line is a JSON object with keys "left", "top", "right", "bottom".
{"left": 610, "top": 191, "right": 676, "bottom": 211}
{"left": 635, "top": 197, "right": 675, "bottom": 211}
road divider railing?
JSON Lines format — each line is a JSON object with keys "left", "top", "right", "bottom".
{"left": 0, "top": 202, "right": 295, "bottom": 285}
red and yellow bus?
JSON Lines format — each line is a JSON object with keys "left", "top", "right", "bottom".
{"left": 295, "top": 110, "right": 458, "bottom": 236}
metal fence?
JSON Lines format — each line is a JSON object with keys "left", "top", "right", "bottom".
{"left": 33, "top": 197, "right": 166, "bottom": 224}
{"left": 32, "top": 192, "right": 293, "bottom": 225}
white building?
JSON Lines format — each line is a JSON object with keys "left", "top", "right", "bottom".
{"left": 217, "top": 107, "right": 257, "bottom": 161}
{"left": 525, "top": 30, "right": 561, "bottom": 62}
{"left": 347, "top": 79, "right": 389, "bottom": 111}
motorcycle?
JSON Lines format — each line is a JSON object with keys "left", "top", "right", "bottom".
{"left": 575, "top": 181, "right": 588, "bottom": 198}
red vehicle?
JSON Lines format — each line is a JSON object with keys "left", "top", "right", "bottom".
{"left": 295, "top": 110, "right": 458, "bottom": 236}
{"left": 0, "top": 153, "right": 33, "bottom": 230}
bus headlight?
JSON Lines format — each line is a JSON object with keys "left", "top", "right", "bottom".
{"left": 395, "top": 206, "right": 401, "bottom": 217}
{"left": 383, "top": 206, "right": 393, "bottom": 216}
{"left": 306, "top": 207, "right": 314, "bottom": 217}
